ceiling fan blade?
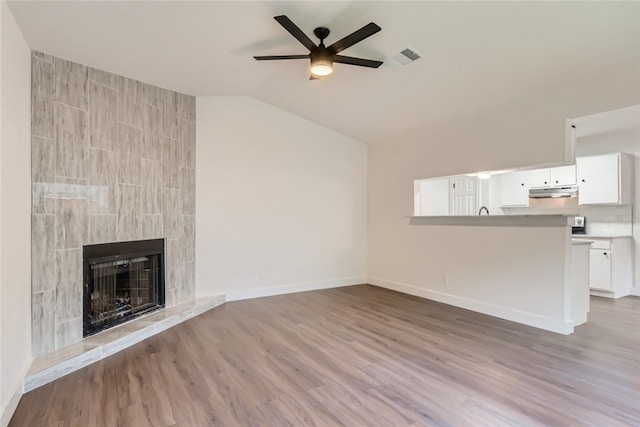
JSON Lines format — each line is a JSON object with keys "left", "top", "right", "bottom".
{"left": 327, "top": 22, "right": 381, "bottom": 53}
{"left": 253, "top": 55, "right": 309, "bottom": 61}
{"left": 274, "top": 15, "right": 317, "bottom": 52}
{"left": 334, "top": 55, "right": 383, "bottom": 68}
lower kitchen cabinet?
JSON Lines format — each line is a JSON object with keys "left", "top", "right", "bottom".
{"left": 584, "top": 237, "right": 633, "bottom": 299}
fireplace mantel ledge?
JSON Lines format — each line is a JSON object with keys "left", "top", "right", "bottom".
{"left": 24, "top": 294, "right": 226, "bottom": 393}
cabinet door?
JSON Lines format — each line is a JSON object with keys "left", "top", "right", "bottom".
{"left": 577, "top": 154, "right": 620, "bottom": 205}
{"left": 500, "top": 171, "right": 529, "bottom": 207}
{"left": 550, "top": 165, "right": 576, "bottom": 186}
{"left": 589, "top": 249, "right": 612, "bottom": 291}
{"left": 527, "top": 169, "right": 550, "bottom": 188}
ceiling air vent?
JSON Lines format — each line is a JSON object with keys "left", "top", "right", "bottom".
{"left": 384, "top": 46, "right": 422, "bottom": 69}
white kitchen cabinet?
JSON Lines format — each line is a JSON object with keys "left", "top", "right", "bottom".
{"left": 581, "top": 237, "right": 633, "bottom": 299}
{"left": 589, "top": 247, "right": 612, "bottom": 291}
{"left": 550, "top": 165, "right": 576, "bottom": 186}
{"left": 527, "top": 165, "right": 576, "bottom": 188}
{"left": 500, "top": 171, "right": 529, "bottom": 207}
{"left": 576, "top": 153, "right": 633, "bottom": 205}
{"left": 527, "top": 169, "right": 550, "bottom": 188}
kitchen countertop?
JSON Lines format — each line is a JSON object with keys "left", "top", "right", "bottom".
{"left": 572, "top": 234, "right": 633, "bottom": 239}
{"left": 409, "top": 214, "right": 571, "bottom": 227}
{"left": 571, "top": 240, "right": 593, "bottom": 245}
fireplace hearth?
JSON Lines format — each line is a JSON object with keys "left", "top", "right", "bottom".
{"left": 83, "top": 239, "right": 165, "bottom": 337}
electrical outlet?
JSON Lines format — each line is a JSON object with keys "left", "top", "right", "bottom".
{"left": 441, "top": 275, "right": 448, "bottom": 285}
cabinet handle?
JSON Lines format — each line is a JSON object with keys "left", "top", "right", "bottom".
{"left": 603, "top": 252, "right": 608, "bottom": 256}
{"left": 581, "top": 179, "right": 586, "bottom": 183}
{"left": 544, "top": 181, "right": 548, "bottom": 184}
{"left": 521, "top": 183, "right": 524, "bottom": 186}
{"left": 555, "top": 180, "right": 559, "bottom": 184}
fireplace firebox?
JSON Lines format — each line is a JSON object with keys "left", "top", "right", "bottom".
{"left": 83, "top": 239, "right": 165, "bottom": 337}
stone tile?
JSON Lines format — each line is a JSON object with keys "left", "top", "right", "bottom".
{"left": 162, "top": 89, "right": 178, "bottom": 139}
{"left": 142, "top": 83, "right": 163, "bottom": 108}
{"left": 32, "top": 290, "right": 56, "bottom": 356}
{"left": 33, "top": 51, "right": 54, "bottom": 63}
{"left": 55, "top": 103, "right": 87, "bottom": 179}
{"left": 55, "top": 317, "right": 83, "bottom": 350}
{"left": 89, "top": 67, "right": 117, "bottom": 90}
{"left": 55, "top": 249, "right": 82, "bottom": 323}
{"left": 55, "top": 198, "right": 89, "bottom": 250}
{"left": 118, "top": 124, "right": 143, "bottom": 185}
{"left": 32, "top": 136, "right": 55, "bottom": 183}
{"left": 180, "top": 215, "right": 195, "bottom": 262}
{"left": 177, "top": 93, "right": 196, "bottom": 122}
{"left": 175, "top": 261, "right": 194, "bottom": 302}
{"left": 163, "top": 189, "right": 180, "bottom": 239}
{"left": 182, "top": 261, "right": 195, "bottom": 301}
{"left": 117, "top": 76, "right": 142, "bottom": 128}
{"left": 89, "top": 214, "right": 117, "bottom": 244}
{"left": 180, "top": 167, "right": 195, "bottom": 214}
{"left": 24, "top": 346, "right": 102, "bottom": 392}
{"left": 117, "top": 184, "right": 142, "bottom": 242}
{"left": 33, "top": 182, "right": 56, "bottom": 215}
{"left": 32, "top": 215, "right": 56, "bottom": 293}
{"left": 142, "top": 159, "right": 162, "bottom": 214}
{"left": 89, "top": 80, "right": 117, "bottom": 151}
{"left": 32, "top": 57, "right": 55, "bottom": 138}
{"left": 165, "top": 238, "right": 180, "bottom": 289}
{"left": 165, "top": 288, "right": 178, "bottom": 308}
{"left": 141, "top": 214, "right": 163, "bottom": 239}
{"left": 178, "top": 118, "right": 196, "bottom": 169}
{"left": 142, "top": 104, "right": 163, "bottom": 161}
{"left": 162, "top": 138, "right": 179, "bottom": 189}
{"left": 55, "top": 58, "right": 88, "bottom": 111}
{"left": 89, "top": 148, "right": 118, "bottom": 214}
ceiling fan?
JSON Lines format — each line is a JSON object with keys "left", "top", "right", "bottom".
{"left": 254, "top": 15, "right": 383, "bottom": 79}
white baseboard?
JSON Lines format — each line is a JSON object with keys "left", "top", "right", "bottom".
{"left": 225, "top": 277, "right": 366, "bottom": 302}
{"left": 368, "top": 276, "right": 573, "bottom": 335}
{"left": 1, "top": 359, "right": 31, "bottom": 427}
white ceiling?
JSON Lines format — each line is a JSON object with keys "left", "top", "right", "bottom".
{"left": 8, "top": 1, "right": 640, "bottom": 143}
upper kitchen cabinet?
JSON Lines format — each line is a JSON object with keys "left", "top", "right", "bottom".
{"left": 527, "top": 169, "right": 550, "bottom": 188}
{"left": 576, "top": 153, "right": 633, "bottom": 205}
{"left": 500, "top": 171, "right": 529, "bottom": 207}
{"left": 550, "top": 165, "right": 576, "bottom": 186}
{"left": 527, "top": 165, "right": 576, "bottom": 188}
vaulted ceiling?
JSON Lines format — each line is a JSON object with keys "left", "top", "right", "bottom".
{"left": 8, "top": 1, "right": 640, "bottom": 143}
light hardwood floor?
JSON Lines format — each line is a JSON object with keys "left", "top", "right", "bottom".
{"left": 10, "top": 285, "right": 640, "bottom": 426}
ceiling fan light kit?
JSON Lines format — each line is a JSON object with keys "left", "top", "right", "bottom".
{"left": 310, "top": 48, "right": 333, "bottom": 76}
{"left": 254, "top": 15, "right": 383, "bottom": 79}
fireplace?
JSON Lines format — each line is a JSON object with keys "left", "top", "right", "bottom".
{"left": 83, "top": 239, "right": 165, "bottom": 337}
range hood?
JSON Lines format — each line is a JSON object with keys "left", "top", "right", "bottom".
{"left": 529, "top": 186, "right": 578, "bottom": 198}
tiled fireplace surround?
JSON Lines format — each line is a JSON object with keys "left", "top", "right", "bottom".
{"left": 31, "top": 51, "right": 197, "bottom": 358}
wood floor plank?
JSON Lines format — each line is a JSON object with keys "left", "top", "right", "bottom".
{"left": 10, "top": 285, "right": 640, "bottom": 426}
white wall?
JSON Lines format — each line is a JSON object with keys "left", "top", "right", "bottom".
{"left": 0, "top": 2, "right": 32, "bottom": 425}
{"left": 195, "top": 96, "right": 367, "bottom": 300}
{"left": 368, "top": 67, "right": 640, "bottom": 332}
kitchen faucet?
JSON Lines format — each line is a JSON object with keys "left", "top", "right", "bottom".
{"left": 478, "top": 206, "right": 489, "bottom": 215}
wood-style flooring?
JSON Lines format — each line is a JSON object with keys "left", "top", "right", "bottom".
{"left": 10, "top": 285, "right": 640, "bottom": 426}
